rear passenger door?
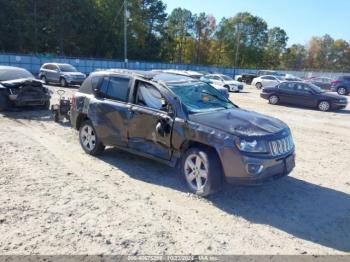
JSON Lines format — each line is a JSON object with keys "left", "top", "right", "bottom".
{"left": 278, "top": 82, "right": 297, "bottom": 104}
{"left": 92, "top": 75, "right": 132, "bottom": 147}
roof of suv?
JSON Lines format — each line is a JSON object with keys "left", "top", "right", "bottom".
{"left": 93, "top": 69, "right": 196, "bottom": 84}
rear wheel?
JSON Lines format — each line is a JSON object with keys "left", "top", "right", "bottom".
{"left": 40, "top": 75, "right": 47, "bottom": 84}
{"left": 318, "top": 101, "right": 330, "bottom": 112}
{"left": 337, "top": 87, "right": 348, "bottom": 95}
{"left": 79, "top": 120, "right": 105, "bottom": 155}
{"left": 269, "top": 95, "right": 279, "bottom": 105}
{"left": 181, "top": 147, "right": 223, "bottom": 197}
{"left": 256, "top": 82, "right": 262, "bottom": 89}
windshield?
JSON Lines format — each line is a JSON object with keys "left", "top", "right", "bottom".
{"left": 0, "top": 68, "right": 34, "bottom": 81}
{"left": 59, "top": 64, "right": 78, "bottom": 72}
{"left": 309, "top": 83, "right": 325, "bottom": 93}
{"left": 169, "top": 81, "right": 235, "bottom": 114}
{"left": 221, "top": 75, "right": 233, "bottom": 81}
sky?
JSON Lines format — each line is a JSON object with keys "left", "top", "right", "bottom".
{"left": 163, "top": 0, "right": 350, "bottom": 46}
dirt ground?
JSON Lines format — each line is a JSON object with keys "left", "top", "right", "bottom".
{"left": 0, "top": 84, "right": 349, "bottom": 255}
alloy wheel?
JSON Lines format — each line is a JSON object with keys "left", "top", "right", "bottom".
{"left": 184, "top": 154, "right": 208, "bottom": 192}
{"left": 318, "top": 101, "right": 330, "bottom": 111}
{"left": 80, "top": 125, "right": 96, "bottom": 151}
{"left": 269, "top": 95, "right": 279, "bottom": 105}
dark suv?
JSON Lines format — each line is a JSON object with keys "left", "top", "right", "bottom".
{"left": 331, "top": 76, "right": 350, "bottom": 95}
{"left": 71, "top": 70, "right": 296, "bottom": 196}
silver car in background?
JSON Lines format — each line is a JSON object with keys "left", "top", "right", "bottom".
{"left": 39, "top": 63, "right": 86, "bottom": 87}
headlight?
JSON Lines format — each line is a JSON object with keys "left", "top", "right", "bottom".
{"left": 235, "top": 138, "right": 268, "bottom": 153}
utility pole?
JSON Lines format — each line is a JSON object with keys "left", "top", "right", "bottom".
{"left": 124, "top": 0, "right": 128, "bottom": 68}
{"left": 234, "top": 24, "right": 242, "bottom": 69}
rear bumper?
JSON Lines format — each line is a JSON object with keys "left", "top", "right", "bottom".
{"left": 260, "top": 93, "right": 270, "bottom": 99}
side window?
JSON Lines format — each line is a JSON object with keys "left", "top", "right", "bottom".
{"left": 136, "top": 82, "right": 164, "bottom": 110}
{"left": 295, "top": 84, "right": 311, "bottom": 93}
{"left": 106, "top": 76, "right": 130, "bottom": 102}
{"left": 280, "top": 82, "right": 294, "bottom": 90}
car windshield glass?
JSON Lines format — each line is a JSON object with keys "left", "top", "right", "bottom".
{"left": 0, "top": 69, "right": 34, "bottom": 81}
{"left": 309, "top": 83, "right": 325, "bottom": 93}
{"left": 221, "top": 75, "right": 233, "bottom": 81}
{"left": 59, "top": 64, "right": 78, "bottom": 72}
{"left": 169, "top": 81, "right": 235, "bottom": 114}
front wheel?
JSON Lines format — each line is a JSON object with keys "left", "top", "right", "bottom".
{"left": 224, "top": 85, "right": 231, "bottom": 92}
{"left": 181, "top": 147, "right": 223, "bottom": 197}
{"left": 255, "top": 82, "right": 262, "bottom": 89}
{"left": 79, "top": 120, "right": 105, "bottom": 155}
{"left": 318, "top": 101, "right": 330, "bottom": 112}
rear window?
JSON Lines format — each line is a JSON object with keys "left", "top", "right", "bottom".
{"left": 0, "top": 68, "right": 34, "bottom": 81}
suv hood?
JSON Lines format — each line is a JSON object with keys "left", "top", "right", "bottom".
{"left": 189, "top": 108, "right": 289, "bottom": 137}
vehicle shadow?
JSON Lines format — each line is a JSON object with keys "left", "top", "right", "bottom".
{"left": 99, "top": 148, "right": 350, "bottom": 252}
{"left": 2, "top": 107, "right": 52, "bottom": 121}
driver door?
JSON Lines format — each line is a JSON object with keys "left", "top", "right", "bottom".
{"left": 127, "top": 82, "right": 174, "bottom": 160}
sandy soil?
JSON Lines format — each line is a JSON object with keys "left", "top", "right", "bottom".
{"left": 0, "top": 84, "right": 349, "bottom": 255}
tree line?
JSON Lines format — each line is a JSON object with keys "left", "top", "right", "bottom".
{"left": 1, "top": 0, "right": 350, "bottom": 71}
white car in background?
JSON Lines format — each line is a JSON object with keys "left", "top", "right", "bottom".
{"left": 251, "top": 75, "right": 284, "bottom": 89}
{"left": 203, "top": 74, "right": 244, "bottom": 92}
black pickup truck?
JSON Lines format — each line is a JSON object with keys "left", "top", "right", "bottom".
{"left": 71, "top": 69, "right": 295, "bottom": 196}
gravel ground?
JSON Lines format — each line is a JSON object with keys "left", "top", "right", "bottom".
{"left": 0, "top": 84, "right": 349, "bottom": 255}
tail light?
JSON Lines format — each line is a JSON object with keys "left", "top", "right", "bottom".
{"left": 70, "top": 95, "right": 75, "bottom": 111}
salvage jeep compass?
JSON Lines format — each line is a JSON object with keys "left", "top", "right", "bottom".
{"left": 71, "top": 70, "right": 295, "bottom": 196}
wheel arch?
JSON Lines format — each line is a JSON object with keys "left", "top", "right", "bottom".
{"left": 75, "top": 113, "right": 89, "bottom": 130}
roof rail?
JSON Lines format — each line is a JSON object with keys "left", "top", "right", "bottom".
{"left": 103, "top": 68, "right": 156, "bottom": 80}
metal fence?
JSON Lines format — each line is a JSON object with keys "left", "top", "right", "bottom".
{"left": 0, "top": 52, "right": 348, "bottom": 79}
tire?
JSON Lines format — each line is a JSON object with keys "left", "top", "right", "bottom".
{"left": 60, "top": 77, "right": 68, "bottom": 87}
{"left": 337, "top": 87, "right": 348, "bottom": 96}
{"left": 255, "top": 82, "right": 262, "bottom": 89}
{"left": 224, "top": 85, "right": 231, "bottom": 92}
{"left": 237, "top": 78, "right": 242, "bottom": 82}
{"left": 54, "top": 111, "right": 60, "bottom": 123}
{"left": 0, "top": 92, "right": 10, "bottom": 112}
{"left": 40, "top": 75, "right": 47, "bottom": 84}
{"left": 318, "top": 101, "right": 330, "bottom": 112}
{"left": 79, "top": 120, "right": 105, "bottom": 155}
{"left": 181, "top": 147, "right": 223, "bottom": 197}
{"left": 268, "top": 95, "right": 279, "bottom": 105}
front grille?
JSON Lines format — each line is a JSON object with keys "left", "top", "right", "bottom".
{"left": 269, "top": 136, "right": 294, "bottom": 156}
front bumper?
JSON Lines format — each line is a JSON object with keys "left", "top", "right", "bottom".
{"left": 332, "top": 101, "right": 348, "bottom": 109}
{"left": 66, "top": 78, "right": 85, "bottom": 85}
{"left": 219, "top": 146, "right": 296, "bottom": 185}
{"left": 229, "top": 85, "right": 244, "bottom": 92}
